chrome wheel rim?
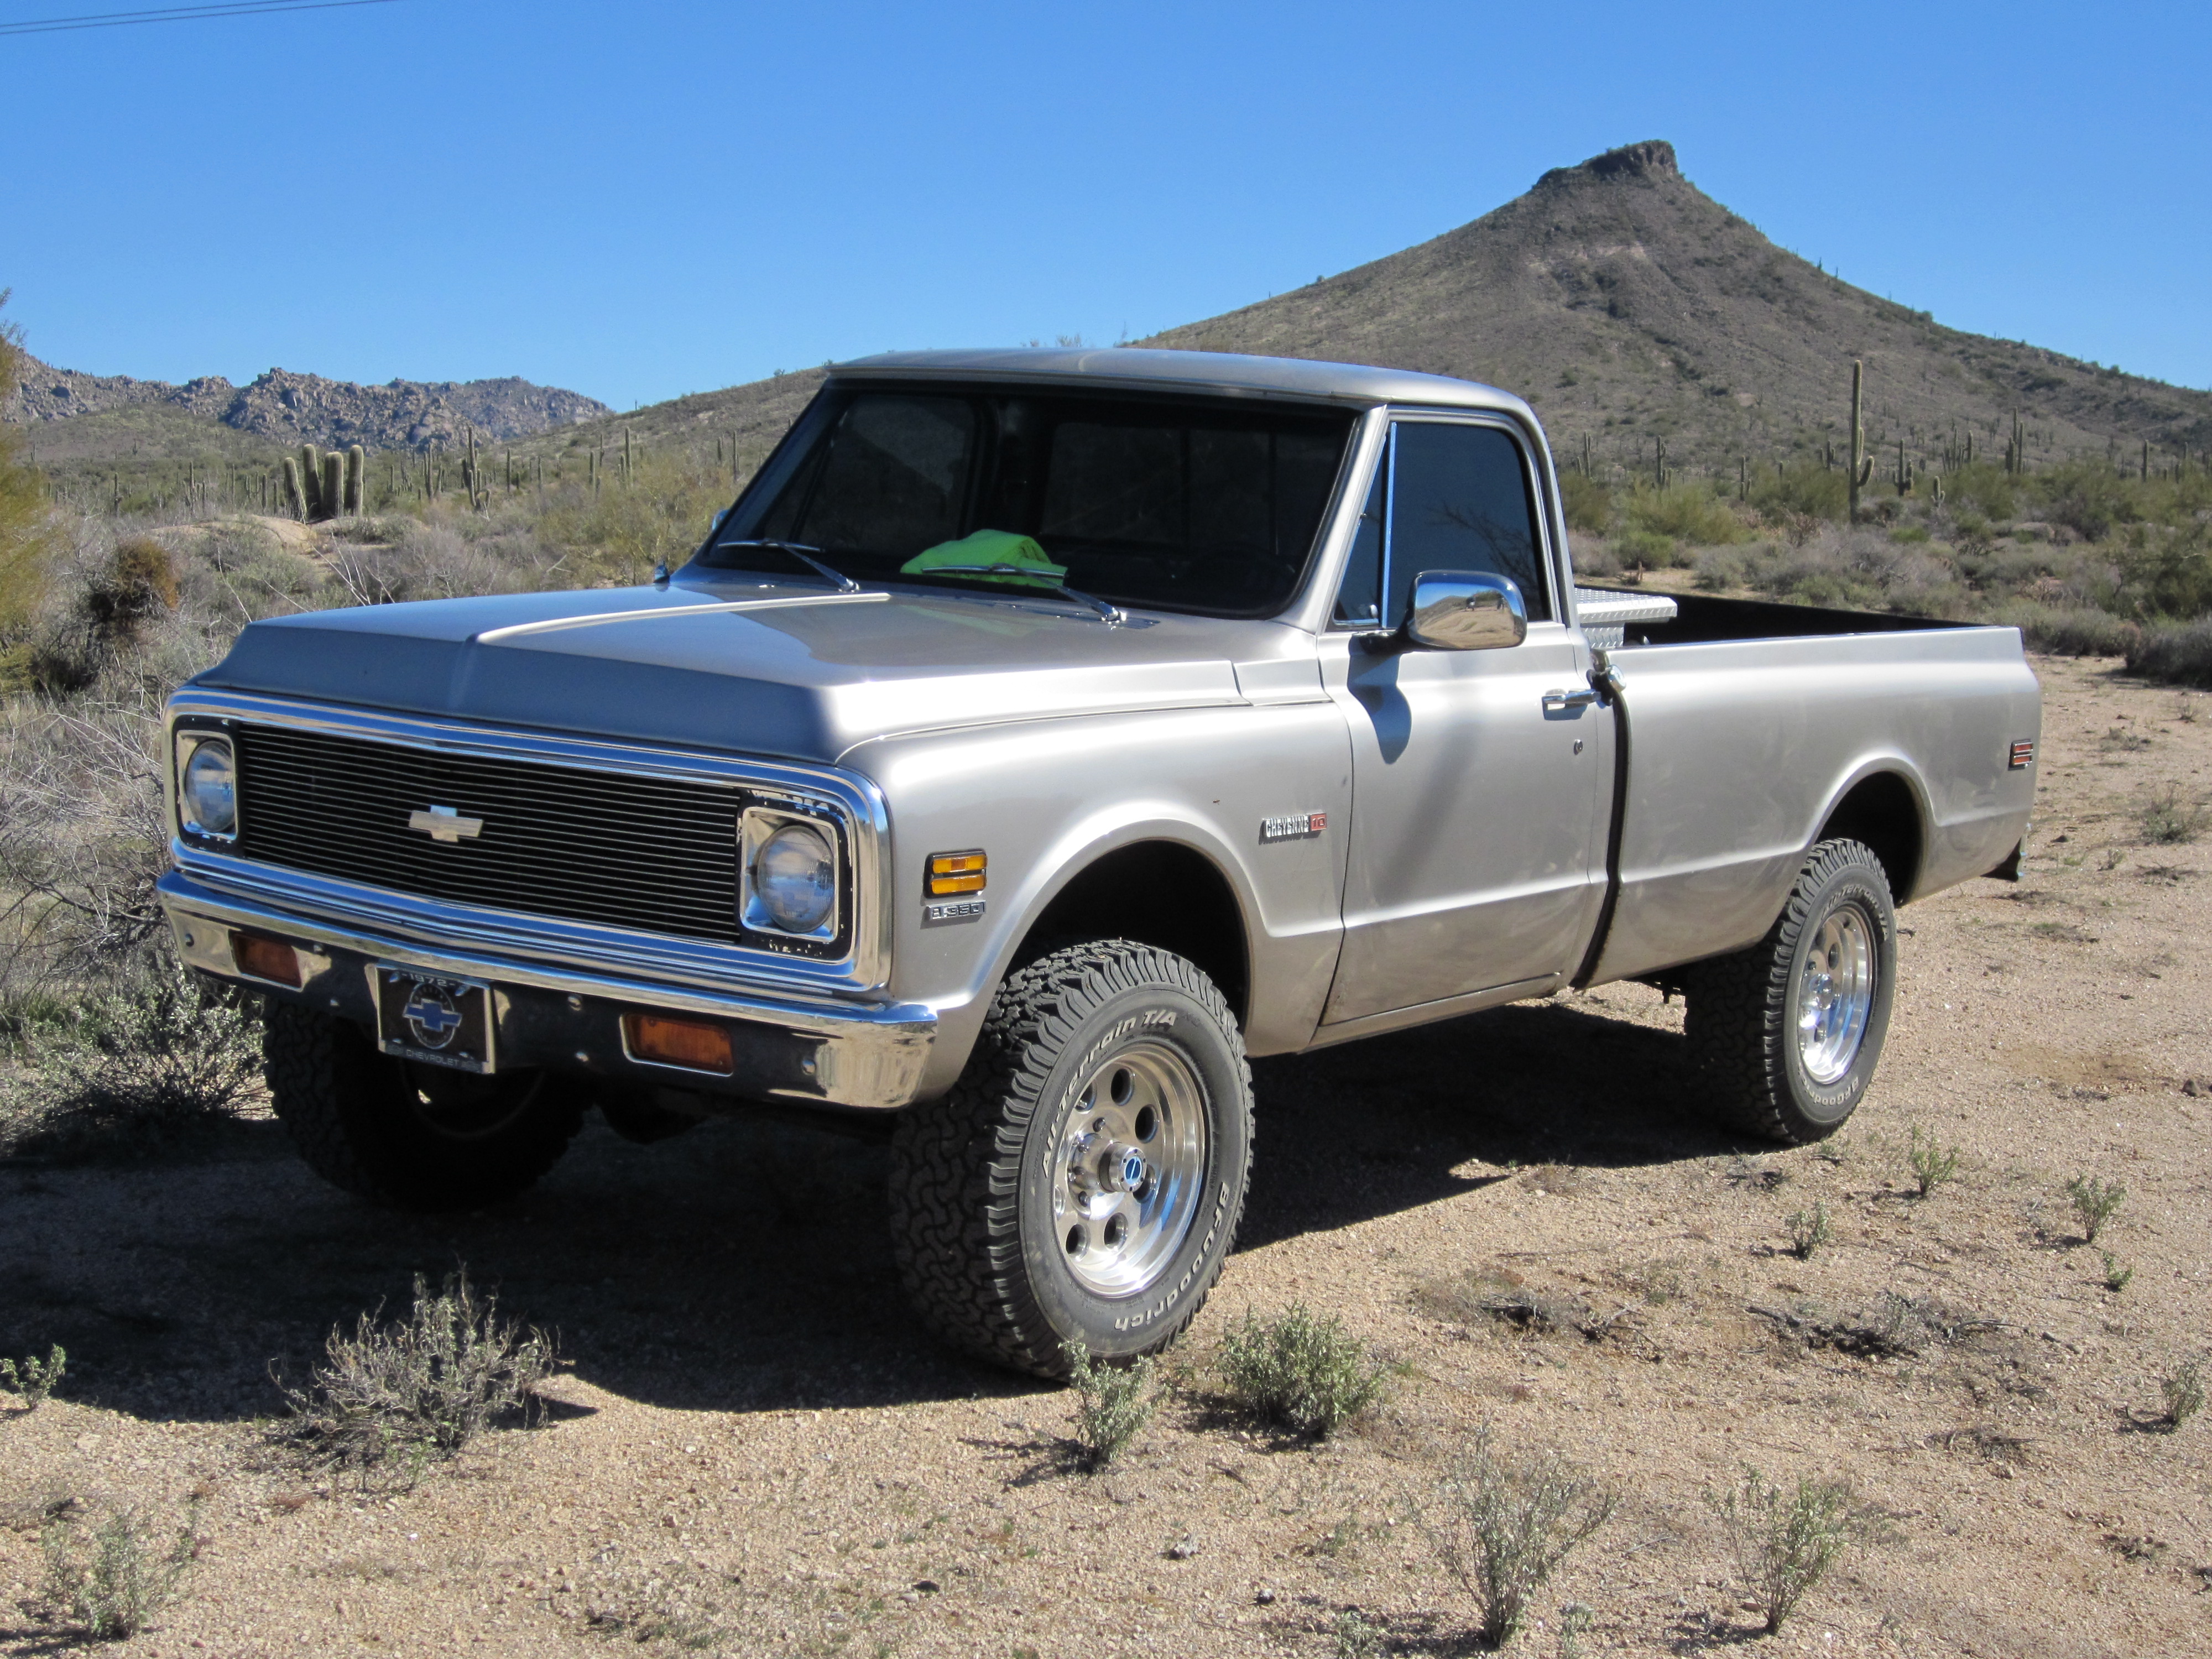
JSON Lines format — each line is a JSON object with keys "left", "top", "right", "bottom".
{"left": 1051, "top": 1040, "right": 1208, "bottom": 1297}
{"left": 1797, "top": 904, "right": 1876, "bottom": 1085}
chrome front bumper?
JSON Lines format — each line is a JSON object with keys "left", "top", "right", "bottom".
{"left": 159, "top": 869, "right": 937, "bottom": 1112}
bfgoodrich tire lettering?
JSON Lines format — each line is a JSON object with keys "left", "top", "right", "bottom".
{"left": 889, "top": 940, "right": 1254, "bottom": 1378}
{"left": 264, "top": 1001, "right": 585, "bottom": 1212}
{"left": 1684, "top": 838, "right": 1898, "bottom": 1145}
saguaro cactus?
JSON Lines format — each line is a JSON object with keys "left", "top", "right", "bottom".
{"left": 1847, "top": 360, "right": 1870, "bottom": 519}
{"left": 321, "top": 451, "right": 343, "bottom": 523}
{"left": 345, "top": 445, "right": 366, "bottom": 516}
{"left": 281, "top": 456, "right": 306, "bottom": 519}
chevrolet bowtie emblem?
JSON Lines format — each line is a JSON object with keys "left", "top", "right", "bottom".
{"left": 408, "top": 805, "right": 484, "bottom": 843}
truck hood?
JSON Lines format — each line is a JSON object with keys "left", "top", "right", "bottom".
{"left": 197, "top": 580, "right": 1320, "bottom": 763}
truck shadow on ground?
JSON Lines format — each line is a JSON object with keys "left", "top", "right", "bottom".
{"left": 2, "top": 998, "right": 1735, "bottom": 1427}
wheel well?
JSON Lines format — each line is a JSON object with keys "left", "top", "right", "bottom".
{"left": 1014, "top": 842, "right": 1249, "bottom": 1025}
{"left": 1819, "top": 772, "right": 1923, "bottom": 902}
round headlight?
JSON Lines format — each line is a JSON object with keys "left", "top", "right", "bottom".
{"left": 753, "top": 822, "right": 835, "bottom": 933}
{"left": 181, "top": 739, "right": 237, "bottom": 837}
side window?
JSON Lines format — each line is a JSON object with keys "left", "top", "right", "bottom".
{"left": 1383, "top": 421, "right": 1551, "bottom": 627}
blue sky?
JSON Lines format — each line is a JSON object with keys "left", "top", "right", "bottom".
{"left": 6, "top": 1, "right": 2206, "bottom": 410}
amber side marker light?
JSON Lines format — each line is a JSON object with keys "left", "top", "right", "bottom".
{"left": 228, "top": 930, "right": 301, "bottom": 989}
{"left": 624, "top": 1012, "right": 735, "bottom": 1075}
{"left": 927, "top": 850, "right": 987, "bottom": 896}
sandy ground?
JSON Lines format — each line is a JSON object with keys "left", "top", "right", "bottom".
{"left": 3, "top": 654, "right": 2208, "bottom": 1658}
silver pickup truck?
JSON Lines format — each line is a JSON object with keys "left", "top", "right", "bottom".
{"left": 158, "top": 348, "right": 2039, "bottom": 1375}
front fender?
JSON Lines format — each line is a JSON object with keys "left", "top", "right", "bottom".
{"left": 845, "top": 699, "right": 1353, "bottom": 1094}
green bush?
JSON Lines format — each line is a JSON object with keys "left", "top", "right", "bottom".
{"left": 1218, "top": 1304, "right": 1387, "bottom": 1438}
{"left": 1421, "top": 1423, "right": 1615, "bottom": 1647}
{"left": 1613, "top": 528, "right": 1682, "bottom": 568}
{"left": 1707, "top": 1468, "right": 1855, "bottom": 1634}
{"left": 1989, "top": 601, "right": 2140, "bottom": 658}
{"left": 41, "top": 1499, "right": 199, "bottom": 1640}
{"left": 1061, "top": 1341, "right": 1159, "bottom": 1470}
{"left": 1945, "top": 462, "right": 2017, "bottom": 524}
{"left": 1, "top": 1344, "right": 67, "bottom": 1408}
{"left": 1748, "top": 462, "right": 1846, "bottom": 523}
{"left": 1623, "top": 482, "right": 1748, "bottom": 546}
{"left": 1559, "top": 471, "right": 1613, "bottom": 536}
{"left": 2037, "top": 458, "right": 2136, "bottom": 544}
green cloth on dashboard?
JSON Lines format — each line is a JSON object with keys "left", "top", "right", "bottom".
{"left": 901, "top": 529, "right": 1067, "bottom": 592}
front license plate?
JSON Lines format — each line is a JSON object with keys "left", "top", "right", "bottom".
{"left": 375, "top": 968, "right": 495, "bottom": 1073}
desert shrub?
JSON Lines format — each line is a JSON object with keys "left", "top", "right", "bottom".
{"left": 2128, "top": 618, "right": 2212, "bottom": 687}
{"left": 2163, "top": 1360, "right": 2205, "bottom": 1428}
{"left": 2038, "top": 458, "right": 2136, "bottom": 544}
{"left": 1945, "top": 462, "right": 2017, "bottom": 524}
{"left": 2100, "top": 1253, "right": 2134, "bottom": 1293}
{"left": 0, "top": 962, "right": 263, "bottom": 1157}
{"left": 1988, "top": 600, "right": 2139, "bottom": 657}
{"left": 1906, "top": 1126, "right": 1961, "bottom": 1198}
{"left": 2064, "top": 1175, "right": 2126, "bottom": 1241}
{"left": 1707, "top": 1468, "right": 1854, "bottom": 1634}
{"left": 1559, "top": 471, "right": 1613, "bottom": 536}
{"left": 1218, "top": 1303, "right": 1387, "bottom": 1438}
{"left": 1889, "top": 523, "right": 1931, "bottom": 544}
{"left": 0, "top": 696, "right": 172, "bottom": 988}
{"left": 279, "top": 1269, "right": 554, "bottom": 1484}
{"left": 0, "top": 293, "right": 54, "bottom": 636}
{"left": 1061, "top": 1340, "right": 1159, "bottom": 1470}
{"left": 1331, "top": 1608, "right": 1383, "bottom": 1657}
{"left": 1421, "top": 1422, "right": 1615, "bottom": 1647}
{"left": 1624, "top": 482, "right": 1748, "bottom": 546}
{"left": 1613, "top": 528, "right": 1681, "bottom": 568}
{"left": 1571, "top": 538, "right": 1622, "bottom": 578}
{"left": 2127, "top": 528, "right": 2212, "bottom": 619}
{"left": 1, "top": 1344, "right": 66, "bottom": 1408}
{"left": 1785, "top": 1202, "right": 1833, "bottom": 1260}
{"left": 41, "top": 1499, "right": 198, "bottom": 1640}
{"left": 2137, "top": 784, "right": 2205, "bottom": 845}
{"left": 1748, "top": 461, "right": 1846, "bottom": 523}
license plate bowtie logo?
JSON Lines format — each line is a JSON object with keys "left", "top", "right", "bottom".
{"left": 408, "top": 805, "right": 484, "bottom": 843}
{"left": 401, "top": 982, "right": 463, "bottom": 1048}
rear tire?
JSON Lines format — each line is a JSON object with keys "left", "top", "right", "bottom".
{"left": 264, "top": 1001, "right": 585, "bottom": 1211}
{"left": 889, "top": 940, "right": 1253, "bottom": 1378}
{"left": 1684, "top": 838, "right": 1897, "bottom": 1144}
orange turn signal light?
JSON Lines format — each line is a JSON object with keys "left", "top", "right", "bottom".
{"left": 228, "top": 929, "right": 301, "bottom": 989}
{"left": 624, "top": 1012, "right": 734, "bottom": 1075}
{"left": 927, "top": 849, "right": 986, "bottom": 896}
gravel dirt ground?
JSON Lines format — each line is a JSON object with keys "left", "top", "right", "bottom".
{"left": 3, "top": 654, "right": 2208, "bottom": 1658}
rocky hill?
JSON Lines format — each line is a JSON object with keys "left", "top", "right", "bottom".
{"left": 1145, "top": 142, "right": 2212, "bottom": 472}
{"left": 6, "top": 359, "right": 609, "bottom": 453}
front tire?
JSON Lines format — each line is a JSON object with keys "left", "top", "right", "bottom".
{"left": 264, "top": 1001, "right": 585, "bottom": 1211}
{"left": 890, "top": 941, "right": 1254, "bottom": 1377}
{"left": 1684, "top": 838, "right": 1898, "bottom": 1144}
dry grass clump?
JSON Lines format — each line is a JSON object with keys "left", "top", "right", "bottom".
{"left": 1418, "top": 1422, "right": 1615, "bottom": 1647}
{"left": 1707, "top": 1467, "right": 1855, "bottom": 1634}
{"left": 2064, "top": 1174, "right": 2127, "bottom": 1242}
{"left": 1906, "top": 1125, "right": 1963, "bottom": 1197}
{"left": 40, "top": 1498, "right": 199, "bottom": 1640}
{"left": 1060, "top": 1341, "right": 1160, "bottom": 1470}
{"left": 1, "top": 1344, "right": 67, "bottom": 1408}
{"left": 1785, "top": 1201, "right": 1833, "bottom": 1260}
{"left": 2162, "top": 1360, "right": 2205, "bottom": 1430}
{"left": 1218, "top": 1304, "right": 1388, "bottom": 1439}
{"left": 2137, "top": 784, "right": 2206, "bottom": 845}
{"left": 278, "top": 1269, "right": 554, "bottom": 1486}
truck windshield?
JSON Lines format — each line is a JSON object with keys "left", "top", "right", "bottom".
{"left": 698, "top": 385, "right": 1357, "bottom": 618}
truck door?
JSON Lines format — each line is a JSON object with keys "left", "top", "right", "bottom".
{"left": 1319, "top": 414, "right": 1606, "bottom": 1026}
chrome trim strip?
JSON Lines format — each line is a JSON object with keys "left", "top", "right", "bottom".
{"left": 164, "top": 687, "right": 894, "bottom": 995}
{"left": 160, "top": 870, "right": 934, "bottom": 1110}
{"left": 471, "top": 589, "right": 886, "bottom": 644}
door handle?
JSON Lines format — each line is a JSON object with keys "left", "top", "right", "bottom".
{"left": 1542, "top": 687, "right": 1599, "bottom": 710}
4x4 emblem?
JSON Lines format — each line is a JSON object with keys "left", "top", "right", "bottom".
{"left": 408, "top": 805, "right": 484, "bottom": 843}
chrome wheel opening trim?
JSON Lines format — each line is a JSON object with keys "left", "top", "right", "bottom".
{"left": 1051, "top": 1039, "right": 1209, "bottom": 1297}
{"left": 1797, "top": 904, "right": 1876, "bottom": 1086}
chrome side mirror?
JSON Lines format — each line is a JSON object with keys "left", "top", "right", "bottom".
{"left": 1403, "top": 571, "right": 1527, "bottom": 651}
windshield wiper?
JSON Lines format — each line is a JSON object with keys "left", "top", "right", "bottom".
{"left": 712, "top": 539, "right": 862, "bottom": 593}
{"left": 912, "top": 564, "right": 1129, "bottom": 627}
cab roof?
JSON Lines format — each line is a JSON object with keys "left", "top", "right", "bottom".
{"left": 831, "top": 346, "right": 1534, "bottom": 418}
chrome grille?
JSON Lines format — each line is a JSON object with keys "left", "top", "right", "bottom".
{"left": 232, "top": 724, "right": 742, "bottom": 944}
